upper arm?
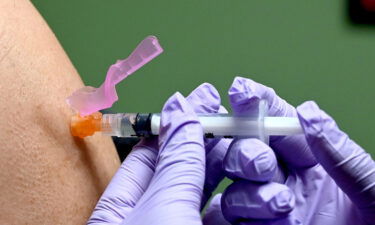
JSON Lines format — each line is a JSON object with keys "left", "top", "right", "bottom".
{"left": 0, "top": 1, "right": 120, "bottom": 224}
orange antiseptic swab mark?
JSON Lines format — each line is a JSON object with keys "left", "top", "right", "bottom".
{"left": 70, "top": 112, "right": 102, "bottom": 138}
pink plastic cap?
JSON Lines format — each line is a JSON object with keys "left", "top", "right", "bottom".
{"left": 66, "top": 36, "right": 163, "bottom": 116}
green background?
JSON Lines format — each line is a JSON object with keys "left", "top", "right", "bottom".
{"left": 32, "top": 0, "right": 375, "bottom": 196}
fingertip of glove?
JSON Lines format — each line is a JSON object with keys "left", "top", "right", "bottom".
{"left": 204, "top": 194, "right": 231, "bottom": 225}
{"left": 207, "top": 193, "right": 223, "bottom": 213}
{"left": 269, "top": 189, "right": 295, "bottom": 216}
{"left": 228, "top": 77, "right": 298, "bottom": 118}
{"left": 252, "top": 151, "right": 277, "bottom": 181}
{"left": 159, "top": 92, "right": 201, "bottom": 147}
{"left": 221, "top": 182, "right": 295, "bottom": 221}
{"left": 228, "top": 77, "right": 261, "bottom": 106}
{"left": 160, "top": 92, "right": 198, "bottom": 133}
{"left": 297, "top": 101, "right": 353, "bottom": 158}
{"left": 296, "top": 101, "right": 326, "bottom": 139}
{"left": 198, "top": 82, "right": 221, "bottom": 102}
{"left": 162, "top": 92, "right": 193, "bottom": 115}
{"left": 296, "top": 101, "right": 357, "bottom": 168}
{"left": 187, "top": 82, "right": 221, "bottom": 113}
{"left": 218, "top": 105, "right": 228, "bottom": 113}
{"left": 224, "top": 139, "right": 277, "bottom": 182}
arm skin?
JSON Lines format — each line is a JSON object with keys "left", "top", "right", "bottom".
{"left": 0, "top": 0, "right": 120, "bottom": 224}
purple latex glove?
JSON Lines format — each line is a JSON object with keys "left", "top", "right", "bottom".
{"left": 206, "top": 77, "right": 375, "bottom": 225}
{"left": 87, "top": 83, "right": 230, "bottom": 225}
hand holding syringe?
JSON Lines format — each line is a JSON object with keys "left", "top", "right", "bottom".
{"left": 68, "top": 36, "right": 375, "bottom": 225}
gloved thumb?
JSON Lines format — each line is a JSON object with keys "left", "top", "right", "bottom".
{"left": 297, "top": 101, "right": 375, "bottom": 223}
{"left": 155, "top": 92, "right": 205, "bottom": 206}
{"left": 122, "top": 92, "right": 205, "bottom": 225}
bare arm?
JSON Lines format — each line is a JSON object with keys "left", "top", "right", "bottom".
{"left": 0, "top": 0, "right": 120, "bottom": 224}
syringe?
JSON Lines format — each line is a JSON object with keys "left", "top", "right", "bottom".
{"left": 70, "top": 101, "right": 303, "bottom": 143}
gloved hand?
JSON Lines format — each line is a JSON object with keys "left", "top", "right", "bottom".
{"left": 87, "top": 83, "right": 230, "bottom": 225}
{"left": 205, "top": 77, "right": 375, "bottom": 225}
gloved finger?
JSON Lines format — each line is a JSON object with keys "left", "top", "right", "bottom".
{"left": 202, "top": 137, "right": 231, "bottom": 206}
{"left": 224, "top": 138, "right": 282, "bottom": 182}
{"left": 297, "top": 101, "right": 375, "bottom": 223}
{"left": 186, "top": 83, "right": 232, "bottom": 206}
{"left": 221, "top": 180, "right": 295, "bottom": 223}
{"left": 125, "top": 92, "right": 205, "bottom": 221}
{"left": 186, "top": 82, "right": 221, "bottom": 114}
{"left": 202, "top": 194, "right": 231, "bottom": 225}
{"left": 228, "top": 76, "right": 317, "bottom": 169}
{"left": 87, "top": 138, "right": 158, "bottom": 224}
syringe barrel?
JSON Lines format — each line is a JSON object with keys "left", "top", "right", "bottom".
{"left": 99, "top": 100, "right": 303, "bottom": 142}
{"left": 101, "top": 113, "right": 302, "bottom": 139}
{"left": 151, "top": 116, "right": 302, "bottom": 142}
{"left": 151, "top": 113, "right": 261, "bottom": 138}
{"left": 151, "top": 99, "right": 271, "bottom": 142}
